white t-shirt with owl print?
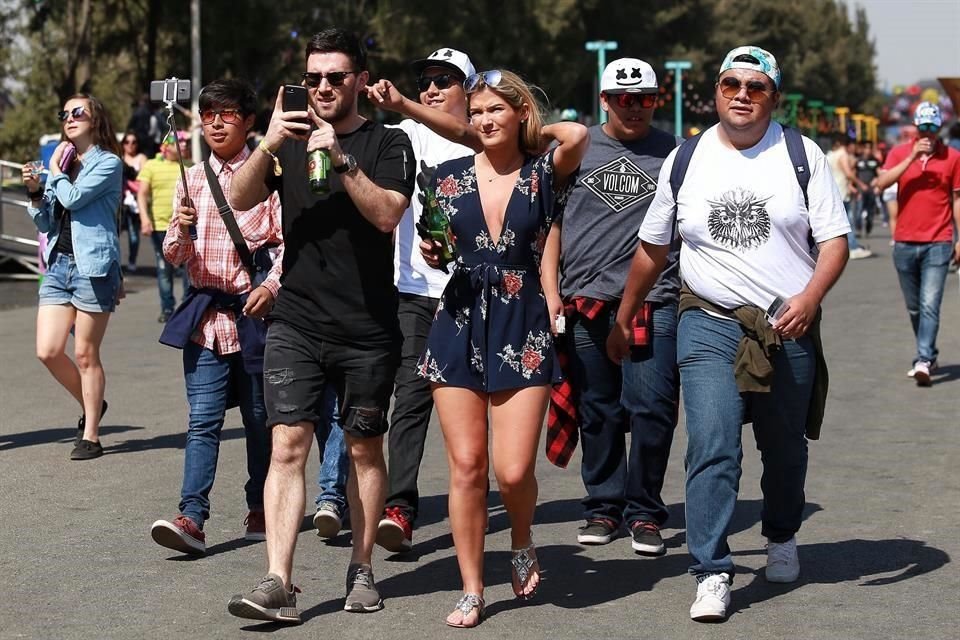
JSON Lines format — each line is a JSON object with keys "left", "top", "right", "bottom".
{"left": 639, "top": 122, "right": 850, "bottom": 311}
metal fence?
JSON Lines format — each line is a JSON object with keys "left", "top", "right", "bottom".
{"left": 0, "top": 158, "right": 41, "bottom": 280}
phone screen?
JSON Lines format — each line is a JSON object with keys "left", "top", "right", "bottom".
{"left": 282, "top": 85, "right": 309, "bottom": 126}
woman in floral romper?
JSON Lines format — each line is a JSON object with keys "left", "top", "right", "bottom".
{"left": 416, "top": 69, "right": 588, "bottom": 627}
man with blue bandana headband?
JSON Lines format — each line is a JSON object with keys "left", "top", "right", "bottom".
{"left": 609, "top": 45, "right": 852, "bottom": 622}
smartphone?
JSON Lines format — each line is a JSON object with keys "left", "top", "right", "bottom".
{"left": 59, "top": 143, "right": 77, "bottom": 171}
{"left": 282, "top": 84, "right": 309, "bottom": 126}
{"left": 765, "top": 296, "right": 789, "bottom": 325}
{"left": 149, "top": 79, "right": 191, "bottom": 103}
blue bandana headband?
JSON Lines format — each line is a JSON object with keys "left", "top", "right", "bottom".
{"left": 719, "top": 46, "right": 781, "bottom": 89}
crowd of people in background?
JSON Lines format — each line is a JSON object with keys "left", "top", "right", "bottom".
{"left": 18, "top": 26, "right": 959, "bottom": 629}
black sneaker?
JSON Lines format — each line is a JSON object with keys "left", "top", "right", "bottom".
{"left": 344, "top": 563, "right": 383, "bottom": 612}
{"left": 75, "top": 400, "right": 108, "bottom": 446}
{"left": 630, "top": 520, "right": 665, "bottom": 556}
{"left": 227, "top": 573, "right": 301, "bottom": 624}
{"left": 70, "top": 439, "right": 103, "bottom": 460}
{"left": 577, "top": 518, "right": 619, "bottom": 545}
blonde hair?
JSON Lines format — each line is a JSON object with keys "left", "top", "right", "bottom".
{"left": 469, "top": 70, "right": 546, "bottom": 156}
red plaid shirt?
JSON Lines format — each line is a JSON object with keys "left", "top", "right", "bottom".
{"left": 163, "top": 146, "right": 283, "bottom": 355}
{"left": 546, "top": 298, "right": 652, "bottom": 468}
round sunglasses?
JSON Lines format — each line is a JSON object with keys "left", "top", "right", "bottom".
{"left": 717, "top": 77, "right": 775, "bottom": 103}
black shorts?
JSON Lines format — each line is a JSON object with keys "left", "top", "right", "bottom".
{"left": 263, "top": 321, "right": 399, "bottom": 438}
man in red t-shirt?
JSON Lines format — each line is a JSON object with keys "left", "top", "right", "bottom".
{"left": 877, "top": 102, "right": 960, "bottom": 386}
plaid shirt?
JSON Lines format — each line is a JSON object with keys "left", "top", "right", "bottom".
{"left": 546, "top": 298, "right": 652, "bottom": 468}
{"left": 163, "top": 146, "right": 283, "bottom": 355}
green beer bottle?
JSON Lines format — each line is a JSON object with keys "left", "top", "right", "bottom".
{"left": 423, "top": 186, "right": 456, "bottom": 268}
{"left": 308, "top": 148, "right": 330, "bottom": 194}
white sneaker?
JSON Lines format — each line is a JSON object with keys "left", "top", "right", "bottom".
{"left": 908, "top": 360, "right": 937, "bottom": 378}
{"left": 913, "top": 361, "right": 932, "bottom": 387}
{"left": 765, "top": 537, "right": 800, "bottom": 583}
{"left": 313, "top": 501, "right": 343, "bottom": 539}
{"left": 689, "top": 573, "right": 731, "bottom": 622}
{"left": 849, "top": 247, "right": 873, "bottom": 260}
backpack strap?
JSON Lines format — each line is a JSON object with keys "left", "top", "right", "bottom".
{"left": 669, "top": 131, "right": 704, "bottom": 204}
{"left": 782, "top": 125, "right": 810, "bottom": 210}
{"left": 202, "top": 160, "right": 255, "bottom": 274}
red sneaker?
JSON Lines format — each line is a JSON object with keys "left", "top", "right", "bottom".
{"left": 244, "top": 510, "right": 266, "bottom": 541}
{"left": 376, "top": 506, "right": 412, "bottom": 553}
{"left": 151, "top": 515, "right": 206, "bottom": 554}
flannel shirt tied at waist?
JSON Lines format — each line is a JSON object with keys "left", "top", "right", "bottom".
{"left": 159, "top": 287, "right": 268, "bottom": 375}
{"left": 546, "top": 298, "right": 653, "bottom": 468}
{"left": 677, "top": 285, "right": 829, "bottom": 440}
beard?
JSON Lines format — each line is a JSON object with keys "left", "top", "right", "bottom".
{"left": 315, "top": 91, "right": 356, "bottom": 125}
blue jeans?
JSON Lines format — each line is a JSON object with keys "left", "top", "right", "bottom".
{"left": 151, "top": 231, "right": 189, "bottom": 314}
{"left": 570, "top": 301, "right": 679, "bottom": 526}
{"left": 892, "top": 242, "right": 952, "bottom": 364}
{"left": 314, "top": 385, "right": 348, "bottom": 511}
{"left": 844, "top": 200, "right": 863, "bottom": 250}
{"left": 678, "top": 309, "right": 814, "bottom": 576}
{"left": 180, "top": 341, "right": 271, "bottom": 527}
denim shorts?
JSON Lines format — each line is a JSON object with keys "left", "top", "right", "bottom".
{"left": 263, "top": 321, "right": 399, "bottom": 438}
{"left": 39, "top": 252, "right": 121, "bottom": 313}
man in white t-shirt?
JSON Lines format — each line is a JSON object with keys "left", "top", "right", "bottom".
{"left": 607, "top": 46, "right": 850, "bottom": 623}
{"left": 365, "top": 48, "right": 477, "bottom": 553}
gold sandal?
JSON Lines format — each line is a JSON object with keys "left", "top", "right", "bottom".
{"left": 445, "top": 593, "right": 485, "bottom": 628}
{"left": 511, "top": 539, "right": 541, "bottom": 600}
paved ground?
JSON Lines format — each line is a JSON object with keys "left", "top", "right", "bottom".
{"left": 0, "top": 225, "right": 957, "bottom": 640}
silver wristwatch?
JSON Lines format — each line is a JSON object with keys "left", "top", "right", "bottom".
{"left": 333, "top": 153, "right": 358, "bottom": 174}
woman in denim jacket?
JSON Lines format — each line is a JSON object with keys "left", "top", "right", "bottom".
{"left": 21, "top": 93, "right": 124, "bottom": 460}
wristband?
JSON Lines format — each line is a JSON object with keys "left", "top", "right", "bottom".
{"left": 258, "top": 141, "right": 282, "bottom": 177}
{"left": 27, "top": 189, "right": 43, "bottom": 200}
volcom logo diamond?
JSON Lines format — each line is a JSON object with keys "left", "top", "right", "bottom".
{"left": 580, "top": 156, "right": 657, "bottom": 212}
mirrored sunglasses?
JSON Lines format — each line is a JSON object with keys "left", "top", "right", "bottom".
{"left": 718, "top": 77, "right": 774, "bottom": 103}
{"left": 464, "top": 70, "right": 503, "bottom": 94}
{"left": 917, "top": 123, "right": 940, "bottom": 133}
{"left": 302, "top": 71, "right": 358, "bottom": 88}
{"left": 417, "top": 73, "right": 462, "bottom": 93}
{"left": 57, "top": 106, "right": 88, "bottom": 122}
{"left": 609, "top": 93, "right": 657, "bottom": 109}
{"left": 199, "top": 108, "right": 244, "bottom": 125}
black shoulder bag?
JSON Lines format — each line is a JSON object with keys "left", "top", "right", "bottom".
{"left": 202, "top": 161, "right": 276, "bottom": 288}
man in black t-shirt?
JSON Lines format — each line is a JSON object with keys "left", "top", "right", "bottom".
{"left": 854, "top": 140, "right": 881, "bottom": 236}
{"left": 227, "top": 29, "right": 414, "bottom": 623}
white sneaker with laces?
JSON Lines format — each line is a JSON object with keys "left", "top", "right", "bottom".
{"left": 913, "top": 360, "right": 932, "bottom": 386}
{"left": 849, "top": 247, "right": 873, "bottom": 260}
{"left": 689, "top": 573, "right": 731, "bottom": 622}
{"left": 766, "top": 536, "right": 800, "bottom": 583}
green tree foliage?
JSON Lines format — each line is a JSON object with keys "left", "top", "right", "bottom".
{"left": 0, "top": 0, "right": 878, "bottom": 160}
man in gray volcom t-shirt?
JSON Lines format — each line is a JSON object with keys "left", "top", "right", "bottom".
{"left": 554, "top": 58, "right": 681, "bottom": 555}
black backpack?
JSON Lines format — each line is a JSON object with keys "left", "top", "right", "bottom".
{"left": 669, "top": 125, "right": 811, "bottom": 209}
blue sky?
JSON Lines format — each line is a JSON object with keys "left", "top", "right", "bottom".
{"left": 850, "top": 0, "right": 960, "bottom": 89}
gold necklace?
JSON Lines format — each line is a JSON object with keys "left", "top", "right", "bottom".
{"left": 484, "top": 159, "right": 523, "bottom": 182}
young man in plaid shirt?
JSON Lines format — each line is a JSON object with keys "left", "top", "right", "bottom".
{"left": 149, "top": 78, "right": 283, "bottom": 555}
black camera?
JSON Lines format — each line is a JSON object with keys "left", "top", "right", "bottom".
{"left": 150, "top": 78, "right": 191, "bottom": 103}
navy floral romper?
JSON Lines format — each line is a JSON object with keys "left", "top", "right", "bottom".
{"left": 417, "top": 150, "right": 562, "bottom": 392}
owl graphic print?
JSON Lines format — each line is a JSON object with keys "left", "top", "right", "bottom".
{"left": 706, "top": 188, "right": 772, "bottom": 251}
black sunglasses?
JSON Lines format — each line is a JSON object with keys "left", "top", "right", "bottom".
{"left": 302, "top": 71, "right": 358, "bottom": 88}
{"left": 464, "top": 70, "right": 503, "bottom": 94}
{"left": 417, "top": 73, "right": 462, "bottom": 93}
{"left": 717, "top": 77, "right": 775, "bottom": 103}
{"left": 57, "top": 106, "right": 88, "bottom": 122}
